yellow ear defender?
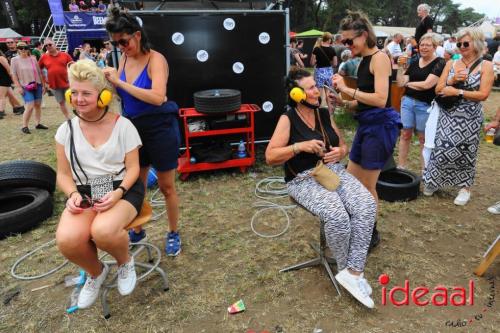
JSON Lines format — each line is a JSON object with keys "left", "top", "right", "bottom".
{"left": 65, "top": 88, "right": 113, "bottom": 108}
{"left": 289, "top": 86, "right": 306, "bottom": 103}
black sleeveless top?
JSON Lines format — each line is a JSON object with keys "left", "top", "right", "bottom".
{"left": 356, "top": 51, "right": 392, "bottom": 112}
{"left": 284, "top": 107, "right": 340, "bottom": 182}
{"left": 0, "top": 57, "right": 12, "bottom": 87}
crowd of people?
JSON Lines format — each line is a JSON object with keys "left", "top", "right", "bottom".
{"left": 282, "top": 3, "right": 497, "bottom": 308}
{"left": 0, "top": 2, "right": 498, "bottom": 312}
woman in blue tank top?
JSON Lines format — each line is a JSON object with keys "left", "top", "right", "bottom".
{"left": 103, "top": 8, "right": 182, "bottom": 256}
{"left": 330, "top": 11, "right": 401, "bottom": 250}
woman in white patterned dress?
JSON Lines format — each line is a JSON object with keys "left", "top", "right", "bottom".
{"left": 423, "top": 28, "right": 494, "bottom": 206}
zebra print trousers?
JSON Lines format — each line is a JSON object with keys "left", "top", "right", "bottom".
{"left": 287, "top": 163, "right": 376, "bottom": 272}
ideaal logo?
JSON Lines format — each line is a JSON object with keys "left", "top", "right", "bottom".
{"left": 92, "top": 16, "right": 106, "bottom": 25}
{"left": 378, "top": 274, "right": 474, "bottom": 306}
{"left": 378, "top": 274, "right": 496, "bottom": 328}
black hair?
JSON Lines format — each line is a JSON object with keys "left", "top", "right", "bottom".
{"left": 34, "top": 41, "right": 42, "bottom": 47}
{"left": 105, "top": 7, "right": 151, "bottom": 53}
{"left": 285, "top": 67, "right": 312, "bottom": 107}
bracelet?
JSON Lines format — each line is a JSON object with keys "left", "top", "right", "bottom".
{"left": 68, "top": 190, "right": 79, "bottom": 199}
{"left": 292, "top": 143, "right": 299, "bottom": 155}
{"left": 352, "top": 88, "right": 358, "bottom": 100}
{"left": 117, "top": 186, "right": 127, "bottom": 197}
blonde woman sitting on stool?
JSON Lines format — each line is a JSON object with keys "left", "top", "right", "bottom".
{"left": 55, "top": 60, "right": 144, "bottom": 309}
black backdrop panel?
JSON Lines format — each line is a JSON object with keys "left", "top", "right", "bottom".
{"left": 136, "top": 11, "right": 287, "bottom": 141}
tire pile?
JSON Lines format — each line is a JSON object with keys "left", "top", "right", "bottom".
{"left": 0, "top": 160, "right": 56, "bottom": 239}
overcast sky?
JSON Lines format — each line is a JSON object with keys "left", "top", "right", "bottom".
{"left": 452, "top": 0, "right": 500, "bottom": 18}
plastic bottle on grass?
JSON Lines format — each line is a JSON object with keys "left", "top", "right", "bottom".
{"left": 66, "top": 270, "right": 86, "bottom": 314}
{"left": 237, "top": 140, "right": 247, "bottom": 158}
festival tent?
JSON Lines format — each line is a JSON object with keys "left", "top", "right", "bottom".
{"left": 296, "top": 29, "right": 323, "bottom": 37}
{"left": 0, "top": 28, "right": 22, "bottom": 41}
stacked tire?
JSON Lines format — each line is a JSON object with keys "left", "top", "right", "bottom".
{"left": 0, "top": 160, "right": 56, "bottom": 239}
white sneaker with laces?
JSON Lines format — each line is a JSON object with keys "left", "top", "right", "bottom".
{"left": 117, "top": 256, "right": 137, "bottom": 296}
{"left": 454, "top": 189, "right": 471, "bottom": 206}
{"left": 335, "top": 268, "right": 375, "bottom": 308}
{"left": 77, "top": 263, "right": 109, "bottom": 309}
{"left": 487, "top": 202, "right": 500, "bottom": 214}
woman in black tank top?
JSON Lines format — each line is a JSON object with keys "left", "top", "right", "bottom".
{"left": 266, "top": 68, "right": 377, "bottom": 309}
{"left": 330, "top": 11, "right": 402, "bottom": 255}
{"left": 0, "top": 51, "right": 13, "bottom": 119}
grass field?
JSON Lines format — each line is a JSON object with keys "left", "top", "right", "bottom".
{"left": 0, "top": 93, "right": 499, "bottom": 332}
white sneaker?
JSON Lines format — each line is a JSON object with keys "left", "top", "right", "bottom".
{"left": 423, "top": 187, "right": 436, "bottom": 197}
{"left": 360, "top": 273, "right": 372, "bottom": 295}
{"left": 117, "top": 256, "right": 137, "bottom": 296}
{"left": 487, "top": 202, "right": 500, "bottom": 214}
{"left": 335, "top": 268, "right": 375, "bottom": 308}
{"left": 77, "top": 263, "right": 109, "bottom": 309}
{"left": 454, "top": 189, "right": 471, "bottom": 206}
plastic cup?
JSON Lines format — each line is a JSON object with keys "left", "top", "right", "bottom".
{"left": 485, "top": 128, "right": 495, "bottom": 143}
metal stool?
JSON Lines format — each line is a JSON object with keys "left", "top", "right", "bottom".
{"left": 100, "top": 202, "right": 169, "bottom": 319}
{"left": 280, "top": 198, "right": 341, "bottom": 296}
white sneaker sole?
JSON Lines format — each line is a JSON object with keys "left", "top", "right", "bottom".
{"left": 487, "top": 208, "right": 500, "bottom": 214}
{"left": 454, "top": 199, "right": 469, "bottom": 206}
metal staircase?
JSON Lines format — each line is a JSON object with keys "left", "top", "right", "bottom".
{"left": 40, "top": 15, "right": 68, "bottom": 52}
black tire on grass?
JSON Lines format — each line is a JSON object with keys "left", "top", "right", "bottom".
{"left": 0, "top": 188, "right": 53, "bottom": 239}
{"left": 194, "top": 89, "right": 241, "bottom": 114}
{"left": 376, "top": 169, "right": 420, "bottom": 202}
{"left": 0, "top": 160, "right": 56, "bottom": 193}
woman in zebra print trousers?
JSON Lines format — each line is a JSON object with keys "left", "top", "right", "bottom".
{"left": 266, "top": 68, "right": 377, "bottom": 308}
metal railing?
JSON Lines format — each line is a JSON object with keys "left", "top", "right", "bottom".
{"left": 40, "top": 15, "right": 68, "bottom": 52}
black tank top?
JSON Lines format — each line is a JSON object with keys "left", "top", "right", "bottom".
{"left": 0, "top": 57, "right": 12, "bottom": 87}
{"left": 284, "top": 107, "right": 340, "bottom": 182}
{"left": 356, "top": 51, "right": 391, "bottom": 112}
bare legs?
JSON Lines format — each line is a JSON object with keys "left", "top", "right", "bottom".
{"left": 56, "top": 200, "right": 137, "bottom": 278}
{"left": 398, "top": 128, "right": 425, "bottom": 171}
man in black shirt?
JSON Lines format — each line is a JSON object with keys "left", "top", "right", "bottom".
{"left": 415, "top": 3, "right": 433, "bottom": 43}
{"left": 4, "top": 39, "right": 18, "bottom": 62}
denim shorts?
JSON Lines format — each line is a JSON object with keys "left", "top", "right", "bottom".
{"left": 349, "top": 107, "right": 401, "bottom": 170}
{"left": 130, "top": 113, "right": 180, "bottom": 172}
{"left": 400, "top": 95, "right": 431, "bottom": 132}
{"left": 23, "top": 85, "right": 43, "bottom": 103}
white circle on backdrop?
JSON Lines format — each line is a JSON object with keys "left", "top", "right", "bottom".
{"left": 223, "top": 18, "right": 236, "bottom": 30}
{"left": 259, "top": 32, "right": 270, "bottom": 44}
{"left": 232, "top": 62, "right": 244, "bottom": 74}
{"left": 135, "top": 16, "right": 143, "bottom": 27}
{"left": 262, "top": 101, "right": 273, "bottom": 112}
{"left": 197, "top": 50, "right": 209, "bottom": 62}
{"left": 171, "top": 32, "right": 184, "bottom": 45}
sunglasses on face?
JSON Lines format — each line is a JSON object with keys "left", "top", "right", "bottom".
{"left": 18, "top": 47, "right": 28, "bottom": 50}
{"left": 45, "top": 43, "right": 53, "bottom": 47}
{"left": 341, "top": 38, "right": 355, "bottom": 46}
{"left": 78, "top": 195, "right": 101, "bottom": 209}
{"left": 110, "top": 36, "right": 134, "bottom": 47}
{"left": 456, "top": 41, "right": 470, "bottom": 48}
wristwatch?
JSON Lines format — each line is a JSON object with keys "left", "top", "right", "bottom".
{"left": 458, "top": 89, "right": 464, "bottom": 98}
{"left": 117, "top": 186, "right": 127, "bottom": 197}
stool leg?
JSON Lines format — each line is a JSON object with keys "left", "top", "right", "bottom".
{"left": 146, "top": 246, "right": 153, "bottom": 263}
{"left": 322, "top": 257, "right": 341, "bottom": 296}
{"left": 280, "top": 257, "right": 322, "bottom": 273}
{"left": 101, "top": 287, "right": 111, "bottom": 319}
{"left": 135, "top": 262, "right": 169, "bottom": 291}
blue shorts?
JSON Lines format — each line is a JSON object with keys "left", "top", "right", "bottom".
{"left": 130, "top": 113, "right": 180, "bottom": 172}
{"left": 350, "top": 107, "right": 401, "bottom": 170}
{"left": 400, "top": 95, "right": 430, "bottom": 132}
{"left": 23, "top": 85, "right": 43, "bottom": 103}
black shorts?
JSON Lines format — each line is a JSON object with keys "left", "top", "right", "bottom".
{"left": 130, "top": 113, "right": 180, "bottom": 172}
{"left": 76, "top": 179, "right": 145, "bottom": 214}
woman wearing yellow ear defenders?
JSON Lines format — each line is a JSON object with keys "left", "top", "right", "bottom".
{"left": 54, "top": 60, "right": 145, "bottom": 309}
{"left": 265, "top": 68, "right": 377, "bottom": 309}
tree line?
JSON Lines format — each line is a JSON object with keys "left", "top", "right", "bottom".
{"left": 289, "top": 0, "right": 485, "bottom": 34}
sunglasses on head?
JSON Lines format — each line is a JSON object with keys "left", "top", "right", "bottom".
{"left": 78, "top": 195, "right": 101, "bottom": 209}
{"left": 456, "top": 41, "right": 470, "bottom": 48}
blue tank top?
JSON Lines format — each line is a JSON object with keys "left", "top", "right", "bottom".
{"left": 117, "top": 56, "right": 177, "bottom": 119}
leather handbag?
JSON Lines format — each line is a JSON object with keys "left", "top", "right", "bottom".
{"left": 311, "top": 160, "right": 340, "bottom": 191}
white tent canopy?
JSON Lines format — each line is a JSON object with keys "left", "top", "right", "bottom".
{"left": 0, "top": 28, "right": 22, "bottom": 39}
